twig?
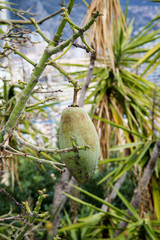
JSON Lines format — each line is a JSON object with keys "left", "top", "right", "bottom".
{"left": 47, "top": 41, "right": 73, "bottom": 62}
{"left": 6, "top": 145, "right": 65, "bottom": 173}
{"left": 25, "top": 101, "right": 60, "bottom": 111}
{"left": 0, "top": 124, "right": 17, "bottom": 147}
{"left": 62, "top": 10, "right": 80, "bottom": 31}
{"left": 81, "top": 36, "right": 95, "bottom": 54}
{"left": 0, "top": 147, "right": 10, "bottom": 167}
{"left": 53, "top": 0, "right": 75, "bottom": 44}
{"left": 30, "top": 18, "right": 50, "bottom": 43}
{"left": 33, "top": 89, "right": 63, "bottom": 93}
{"left": 0, "top": 9, "right": 63, "bottom": 25}
{"left": 59, "top": 39, "right": 91, "bottom": 53}
{"left": 48, "top": 61, "right": 78, "bottom": 86}
{"left": 25, "top": 96, "right": 56, "bottom": 109}
{"left": 13, "top": 131, "right": 90, "bottom": 154}
{"left": 0, "top": 216, "right": 24, "bottom": 222}
{"left": 72, "top": 86, "right": 81, "bottom": 106}
{"left": 4, "top": 43, "right": 36, "bottom": 67}
{"left": 3, "top": 148, "right": 29, "bottom": 156}
{"left": 38, "top": 10, "right": 63, "bottom": 25}
{"left": 0, "top": 188, "right": 25, "bottom": 209}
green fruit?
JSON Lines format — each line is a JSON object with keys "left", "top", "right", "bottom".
{"left": 59, "top": 106, "right": 100, "bottom": 184}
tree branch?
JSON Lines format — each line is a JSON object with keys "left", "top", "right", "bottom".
{"left": 13, "top": 131, "right": 90, "bottom": 155}
{"left": 4, "top": 43, "right": 36, "bottom": 67}
{"left": 78, "top": 50, "right": 96, "bottom": 106}
{"left": 30, "top": 18, "right": 50, "bottom": 43}
{"left": 0, "top": 9, "right": 63, "bottom": 25}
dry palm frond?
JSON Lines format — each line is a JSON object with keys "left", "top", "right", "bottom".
{"left": 93, "top": 94, "right": 127, "bottom": 160}
{"left": 85, "top": 0, "right": 127, "bottom": 71}
{"left": 93, "top": 95, "right": 111, "bottom": 159}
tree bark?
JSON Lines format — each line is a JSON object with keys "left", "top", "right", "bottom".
{"left": 78, "top": 50, "right": 96, "bottom": 107}
{"left": 101, "top": 172, "right": 127, "bottom": 212}
{"left": 51, "top": 169, "right": 76, "bottom": 236}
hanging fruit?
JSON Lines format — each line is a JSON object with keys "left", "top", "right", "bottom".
{"left": 59, "top": 106, "right": 100, "bottom": 183}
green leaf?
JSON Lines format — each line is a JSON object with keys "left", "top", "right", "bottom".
{"left": 91, "top": 115, "right": 145, "bottom": 138}
{"left": 109, "top": 142, "right": 145, "bottom": 151}
{"left": 133, "top": 42, "right": 160, "bottom": 68}
{"left": 98, "top": 157, "right": 127, "bottom": 165}
{"left": 111, "top": 185, "right": 140, "bottom": 220}
{"left": 144, "top": 220, "right": 158, "bottom": 240}
{"left": 63, "top": 192, "right": 130, "bottom": 223}
{"left": 58, "top": 213, "right": 103, "bottom": 233}
{"left": 152, "top": 177, "right": 160, "bottom": 220}
{"left": 68, "top": 184, "right": 132, "bottom": 219}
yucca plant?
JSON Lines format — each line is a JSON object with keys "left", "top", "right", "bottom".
{"left": 87, "top": 7, "right": 160, "bottom": 158}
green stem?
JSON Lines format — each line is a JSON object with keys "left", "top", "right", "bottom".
{"left": 5, "top": 43, "right": 36, "bottom": 67}
{"left": 81, "top": 36, "right": 95, "bottom": 53}
{"left": 49, "top": 62, "right": 77, "bottom": 86}
{"left": 53, "top": 0, "right": 75, "bottom": 44}
{"left": 47, "top": 11, "right": 100, "bottom": 56}
{"left": 63, "top": 11, "right": 80, "bottom": 30}
{"left": 73, "top": 87, "right": 79, "bottom": 106}
{"left": 30, "top": 18, "right": 50, "bottom": 43}
{"left": 15, "top": 190, "right": 47, "bottom": 240}
{"left": 25, "top": 101, "right": 59, "bottom": 111}
{"left": 49, "top": 41, "right": 73, "bottom": 62}
{"left": 3, "top": 81, "right": 8, "bottom": 102}
{"left": 2, "top": 49, "right": 50, "bottom": 134}
{"left": 25, "top": 96, "right": 56, "bottom": 109}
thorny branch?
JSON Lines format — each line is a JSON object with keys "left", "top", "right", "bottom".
{"left": 0, "top": 130, "right": 90, "bottom": 172}
{"left": 25, "top": 96, "right": 56, "bottom": 109}
{"left": 33, "top": 89, "right": 63, "bottom": 93}
{"left": 0, "top": 188, "right": 25, "bottom": 209}
{"left": 16, "top": 189, "right": 47, "bottom": 240}
{"left": 58, "top": 39, "right": 92, "bottom": 53}
{"left": 0, "top": 189, "right": 26, "bottom": 223}
{"left": 0, "top": 9, "right": 63, "bottom": 25}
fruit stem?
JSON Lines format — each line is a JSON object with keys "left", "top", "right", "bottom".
{"left": 72, "top": 85, "right": 81, "bottom": 106}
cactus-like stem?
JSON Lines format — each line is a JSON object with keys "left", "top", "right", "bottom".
{"left": 4, "top": 43, "right": 36, "bottom": 67}
{"left": 30, "top": 18, "right": 50, "bottom": 43}
{"left": 15, "top": 190, "right": 47, "bottom": 240}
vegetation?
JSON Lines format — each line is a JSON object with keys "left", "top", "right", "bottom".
{"left": 0, "top": 0, "right": 160, "bottom": 239}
